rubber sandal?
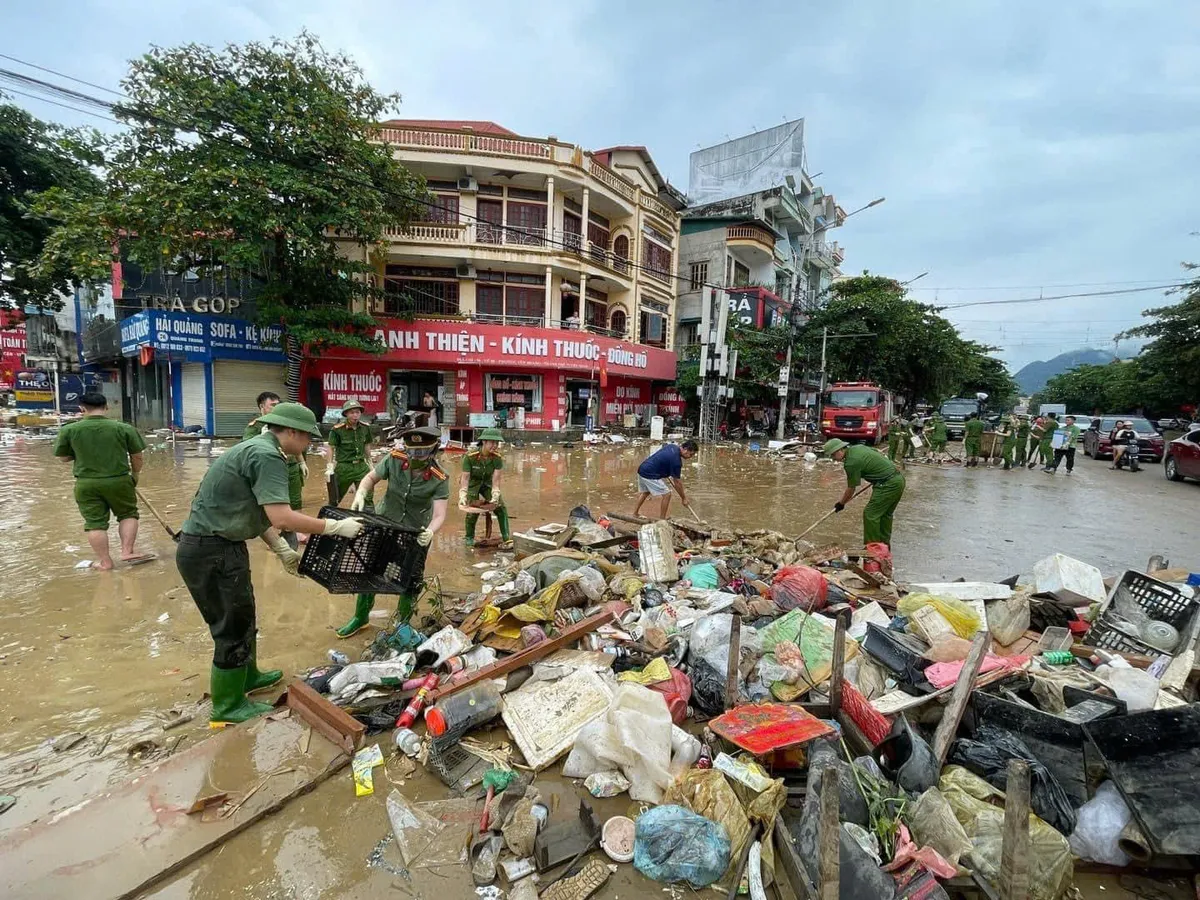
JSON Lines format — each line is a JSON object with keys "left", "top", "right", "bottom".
{"left": 121, "top": 553, "right": 158, "bottom": 566}
{"left": 539, "top": 857, "right": 610, "bottom": 900}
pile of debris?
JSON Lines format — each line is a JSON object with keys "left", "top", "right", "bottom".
{"left": 299, "top": 509, "right": 1200, "bottom": 899}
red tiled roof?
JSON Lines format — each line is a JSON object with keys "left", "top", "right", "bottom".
{"left": 380, "top": 119, "right": 516, "bottom": 136}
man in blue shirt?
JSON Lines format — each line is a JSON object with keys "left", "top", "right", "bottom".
{"left": 633, "top": 440, "right": 698, "bottom": 519}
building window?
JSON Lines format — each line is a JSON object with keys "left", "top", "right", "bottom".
{"left": 477, "top": 198, "right": 503, "bottom": 244}
{"left": 476, "top": 284, "right": 504, "bottom": 319}
{"left": 610, "top": 308, "right": 628, "bottom": 336}
{"left": 384, "top": 278, "right": 460, "bottom": 316}
{"left": 733, "top": 260, "right": 750, "bottom": 286}
{"left": 487, "top": 373, "right": 542, "bottom": 412}
{"left": 640, "top": 310, "right": 667, "bottom": 348}
{"left": 474, "top": 272, "right": 545, "bottom": 324}
{"left": 689, "top": 261, "right": 708, "bottom": 291}
{"left": 563, "top": 212, "right": 582, "bottom": 253}
{"left": 641, "top": 237, "right": 672, "bottom": 284}
{"left": 587, "top": 211, "right": 610, "bottom": 263}
{"left": 681, "top": 322, "right": 699, "bottom": 345}
{"left": 585, "top": 299, "right": 608, "bottom": 332}
{"left": 725, "top": 255, "right": 733, "bottom": 285}
{"left": 506, "top": 287, "right": 545, "bottom": 323}
{"left": 613, "top": 234, "right": 630, "bottom": 274}
{"left": 506, "top": 201, "right": 547, "bottom": 246}
{"left": 426, "top": 193, "right": 459, "bottom": 224}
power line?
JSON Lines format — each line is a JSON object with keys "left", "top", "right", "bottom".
{"left": 939, "top": 283, "right": 1189, "bottom": 310}
{"left": 0, "top": 86, "right": 120, "bottom": 123}
{"left": 0, "top": 52, "right": 126, "bottom": 97}
{"left": 910, "top": 278, "right": 1187, "bottom": 291}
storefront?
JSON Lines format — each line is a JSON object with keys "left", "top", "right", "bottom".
{"left": 119, "top": 310, "right": 286, "bottom": 435}
{"left": 302, "top": 319, "right": 677, "bottom": 432}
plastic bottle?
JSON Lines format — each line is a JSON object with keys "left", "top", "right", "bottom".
{"left": 424, "top": 681, "right": 503, "bottom": 737}
{"left": 393, "top": 727, "right": 421, "bottom": 757}
{"left": 328, "top": 649, "right": 350, "bottom": 666}
{"left": 395, "top": 673, "right": 439, "bottom": 729}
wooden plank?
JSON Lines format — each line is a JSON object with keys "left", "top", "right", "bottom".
{"left": 931, "top": 631, "right": 990, "bottom": 766}
{"left": 431, "top": 610, "right": 615, "bottom": 702}
{"left": 725, "top": 616, "right": 741, "bottom": 710}
{"left": 818, "top": 766, "right": 840, "bottom": 900}
{"left": 772, "top": 817, "right": 816, "bottom": 900}
{"left": 285, "top": 679, "right": 365, "bottom": 755}
{"left": 0, "top": 716, "right": 348, "bottom": 900}
{"left": 999, "top": 759, "right": 1032, "bottom": 900}
{"left": 829, "top": 617, "right": 846, "bottom": 717}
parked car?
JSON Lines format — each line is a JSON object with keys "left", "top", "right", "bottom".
{"left": 1158, "top": 417, "right": 1188, "bottom": 432}
{"left": 1165, "top": 427, "right": 1200, "bottom": 482}
{"left": 1082, "top": 416, "right": 1164, "bottom": 462}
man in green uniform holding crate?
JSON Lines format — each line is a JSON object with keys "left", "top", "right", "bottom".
{"left": 963, "top": 413, "right": 985, "bottom": 467}
{"left": 460, "top": 428, "right": 511, "bottom": 548}
{"left": 177, "top": 402, "right": 365, "bottom": 724}
{"left": 337, "top": 426, "right": 450, "bottom": 638}
{"left": 328, "top": 399, "right": 373, "bottom": 509}
{"left": 53, "top": 391, "right": 151, "bottom": 569}
{"left": 824, "top": 438, "right": 906, "bottom": 547}
{"left": 243, "top": 391, "right": 308, "bottom": 547}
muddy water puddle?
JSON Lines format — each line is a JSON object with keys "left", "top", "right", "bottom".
{"left": 3, "top": 435, "right": 1199, "bottom": 897}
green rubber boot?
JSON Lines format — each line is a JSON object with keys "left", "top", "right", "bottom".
{"left": 464, "top": 513, "right": 478, "bottom": 548}
{"left": 337, "top": 594, "right": 375, "bottom": 638}
{"left": 246, "top": 640, "right": 283, "bottom": 694}
{"left": 210, "top": 665, "right": 273, "bottom": 725}
{"left": 395, "top": 592, "right": 415, "bottom": 624}
{"left": 496, "top": 505, "right": 511, "bottom": 541}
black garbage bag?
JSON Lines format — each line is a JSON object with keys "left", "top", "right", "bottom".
{"left": 568, "top": 505, "right": 595, "bottom": 523}
{"left": 948, "top": 724, "right": 1077, "bottom": 836}
{"left": 304, "top": 664, "right": 343, "bottom": 694}
{"left": 352, "top": 698, "right": 407, "bottom": 734}
{"left": 688, "top": 659, "right": 727, "bottom": 716}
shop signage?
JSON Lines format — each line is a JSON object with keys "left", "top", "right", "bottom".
{"left": 15, "top": 370, "right": 55, "bottom": 407}
{"left": 119, "top": 310, "right": 284, "bottom": 362}
{"left": 1, "top": 327, "right": 27, "bottom": 354}
{"left": 321, "top": 368, "right": 387, "bottom": 407}
{"left": 134, "top": 295, "right": 244, "bottom": 315}
{"left": 488, "top": 374, "right": 541, "bottom": 411}
{"left": 655, "top": 388, "right": 688, "bottom": 416}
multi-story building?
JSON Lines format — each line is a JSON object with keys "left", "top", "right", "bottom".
{"left": 309, "top": 120, "right": 687, "bottom": 432}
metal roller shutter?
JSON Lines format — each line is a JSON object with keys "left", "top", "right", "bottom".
{"left": 212, "top": 360, "right": 287, "bottom": 437}
{"left": 180, "top": 364, "right": 209, "bottom": 430}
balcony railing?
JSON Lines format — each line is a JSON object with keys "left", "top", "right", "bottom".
{"left": 377, "top": 126, "right": 554, "bottom": 162}
{"left": 588, "top": 160, "right": 637, "bottom": 203}
{"left": 640, "top": 192, "right": 675, "bottom": 222}
{"left": 726, "top": 224, "right": 776, "bottom": 249}
{"left": 831, "top": 242, "right": 845, "bottom": 264}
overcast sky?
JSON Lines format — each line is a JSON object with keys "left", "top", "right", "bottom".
{"left": 4, "top": 1, "right": 1198, "bottom": 370}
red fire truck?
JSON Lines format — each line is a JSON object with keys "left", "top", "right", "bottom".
{"left": 820, "top": 382, "right": 895, "bottom": 445}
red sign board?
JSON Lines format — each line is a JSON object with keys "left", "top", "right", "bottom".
{"left": 655, "top": 387, "right": 688, "bottom": 417}
{"left": 0, "top": 326, "right": 26, "bottom": 391}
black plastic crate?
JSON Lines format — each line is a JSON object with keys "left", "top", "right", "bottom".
{"left": 1083, "top": 570, "right": 1198, "bottom": 656}
{"left": 299, "top": 506, "right": 423, "bottom": 594}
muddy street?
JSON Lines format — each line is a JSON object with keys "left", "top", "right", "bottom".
{"left": 2, "top": 436, "right": 1198, "bottom": 898}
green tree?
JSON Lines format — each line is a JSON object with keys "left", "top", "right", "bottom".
{"left": 32, "top": 33, "right": 427, "bottom": 354}
{"left": 726, "top": 320, "right": 790, "bottom": 404}
{"left": 0, "top": 98, "right": 101, "bottom": 308}
{"left": 958, "top": 345, "right": 1020, "bottom": 412}
{"left": 1118, "top": 271, "right": 1200, "bottom": 414}
{"left": 1032, "top": 359, "right": 1146, "bottom": 415}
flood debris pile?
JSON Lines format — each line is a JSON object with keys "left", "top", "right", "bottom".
{"left": 299, "top": 509, "right": 1200, "bottom": 899}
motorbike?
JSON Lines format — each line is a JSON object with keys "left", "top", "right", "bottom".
{"left": 1114, "top": 435, "right": 1141, "bottom": 472}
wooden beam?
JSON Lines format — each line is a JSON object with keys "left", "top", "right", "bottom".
{"left": 999, "top": 759, "right": 1031, "bottom": 900}
{"left": 818, "top": 766, "right": 840, "bottom": 900}
{"left": 431, "top": 610, "right": 614, "bottom": 702}
{"left": 284, "top": 680, "right": 365, "bottom": 755}
{"left": 773, "top": 817, "right": 816, "bottom": 900}
{"left": 931, "top": 630, "right": 990, "bottom": 766}
{"left": 829, "top": 617, "right": 846, "bottom": 718}
{"left": 725, "top": 617, "right": 742, "bottom": 710}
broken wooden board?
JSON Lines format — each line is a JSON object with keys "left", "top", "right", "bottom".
{"left": 0, "top": 715, "right": 348, "bottom": 900}
{"left": 285, "top": 679, "right": 365, "bottom": 755}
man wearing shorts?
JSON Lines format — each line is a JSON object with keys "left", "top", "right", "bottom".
{"left": 633, "top": 440, "right": 698, "bottom": 519}
{"left": 53, "top": 391, "right": 151, "bottom": 569}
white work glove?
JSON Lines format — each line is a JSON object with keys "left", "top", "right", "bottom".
{"left": 491, "top": 491, "right": 502, "bottom": 507}
{"left": 324, "top": 517, "right": 365, "bottom": 539}
{"left": 417, "top": 528, "right": 433, "bottom": 547}
{"left": 299, "top": 457, "right": 309, "bottom": 480}
{"left": 325, "top": 461, "right": 336, "bottom": 478}
{"left": 458, "top": 488, "right": 469, "bottom": 507}
{"left": 350, "top": 486, "right": 370, "bottom": 512}
{"left": 267, "top": 534, "right": 302, "bottom": 576}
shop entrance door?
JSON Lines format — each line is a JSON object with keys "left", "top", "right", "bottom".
{"left": 389, "top": 371, "right": 442, "bottom": 426}
{"left": 565, "top": 379, "right": 597, "bottom": 428}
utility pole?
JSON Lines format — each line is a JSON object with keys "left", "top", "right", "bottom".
{"left": 698, "top": 285, "right": 732, "bottom": 443}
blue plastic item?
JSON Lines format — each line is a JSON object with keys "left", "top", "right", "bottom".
{"left": 1187, "top": 573, "right": 1200, "bottom": 588}
{"left": 684, "top": 562, "right": 719, "bottom": 589}
{"left": 633, "top": 805, "right": 731, "bottom": 888}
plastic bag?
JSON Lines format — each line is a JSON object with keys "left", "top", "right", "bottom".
{"left": 584, "top": 771, "right": 631, "bottom": 798}
{"left": 1099, "top": 665, "right": 1159, "bottom": 712}
{"left": 940, "top": 766, "right": 1073, "bottom": 900}
{"left": 1068, "top": 781, "right": 1132, "bottom": 866}
{"left": 633, "top": 805, "right": 731, "bottom": 888}
{"left": 770, "top": 565, "right": 828, "bottom": 612}
{"left": 908, "top": 787, "right": 973, "bottom": 866}
{"left": 688, "top": 614, "right": 760, "bottom": 676}
{"left": 947, "top": 724, "right": 1077, "bottom": 836}
{"left": 757, "top": 608, "right": 858, "bottom": 686}
{"left": 897, "top": 593, "right": 981, "bottom": 639}
{"left": 684, "top": 562, "right": 719, "bottom": 589}
{"left": 327, "top": 656, "right": 416, "bottom": 700}
{"left": 986, "top": 593, "right": 1031, "bottom": 646}
{"left": 923, "top": 633, "right": 974, "bottom": 662}
{"left": 560, "top": 565, "right": 607, "bottom": 602}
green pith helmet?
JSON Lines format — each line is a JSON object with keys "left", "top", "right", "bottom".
{"left": 401, "top": 425, "right": 442, "bottom": 449}
{"left": 258, "top": 402, "right": 322, "bottom": 437}
{"left": 479, "top": 428, "right": 504, "bottom": 442}
{"left": 823, "top": 438, "right": 850, "bottom": 456}
{"left": 341, "top": 399, "right": 365, "bottom": 414}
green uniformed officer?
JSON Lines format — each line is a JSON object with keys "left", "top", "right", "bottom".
{"left": 53, "top": 391, "right": 151, "bottom": 570}
{"left": 1016, "top": 415, "right": 1031, "bottom": 466}
{"left": 1034, "top": 413, "right": 1058, "bottom": 469}
{"left": 460, "top": 427, "right": 511, "bottom": 547}
{"left": 327, "top": 399, "right": 374, "bottom": 509}
{"left": 242, "top": 391, "right": 308, "bottom": 548}
{"left": 928, "top": 412, "right": 948, "bottom": 463}
{"left": 907, "top": 417, "right": 924, "bottom": 459}
{"left": 1000, "top": 414, "right": 1019, "bottom": 471}
{"left": 887, "top": 415, "right": 907, "bottom": 462}
{"left": 824, "top": 438, "right": 906, "bottom": 547}
{"left": 337, "top": 426, "right": 450, "bottom": 638}
{"left": 176, "top": 402, "right": 365, "bottom": 724}
{"left": 963, "top": 413, "right": 985, "bottom": 467}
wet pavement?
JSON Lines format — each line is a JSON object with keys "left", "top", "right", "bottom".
{"left": 1, "top": 434, "right": 1198, "bottom": 898}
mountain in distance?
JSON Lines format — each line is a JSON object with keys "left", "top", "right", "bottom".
{"left": 1014, "top": 348, "right": 1121, "bottom": 395}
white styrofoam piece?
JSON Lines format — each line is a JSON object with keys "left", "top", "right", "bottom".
{"left": 848, "top": 601, "right": 892, "bottom": 640}
{"left": 911, "top": 582, "right": 1013, "bottom": 602}
{"left": 1033, "top": 553, "right": 1106, "bottom": 604}
{"left": 501, "top": 668, "right": 615, "bottom": 771}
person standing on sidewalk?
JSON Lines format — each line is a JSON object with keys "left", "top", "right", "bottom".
{"left": 460, "top": 428, "right": 510, "bottom": 548}
{"left": 328, "top": 399, "right": 373, "bottom": 509}
{"left": 243, "top": 391, "right": 308, "bottom": 547}
{"left": 176, "top": 402, "right": 364, "bottom": 724}
{"left": 1045, "top": 415, "right": 1082, "bottom": 475}
{"left": 338, "top": 426, "right": 449, "bottom": 637}
{"left": 53, "top": 392, "right": 152, "bottom": 569}
{"left": 963, "top": 413, "right": 985, "bottom": 467}
{"left": 824, "top": 438, "right": 906, "bottom": 547}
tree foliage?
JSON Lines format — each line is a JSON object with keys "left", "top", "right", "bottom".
{"left": 32, "top": 33, "right": 427, "bottom": 351}
{"left": 727, "top": 319, "right": 790, "bottom": 403}
{"left": 1032, "top": 361, "right": 1142, "bottom": 415}
{"left": 0, "top": 98, "right": 101, "bottom": 308}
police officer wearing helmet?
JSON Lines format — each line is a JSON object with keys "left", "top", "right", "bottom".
{"left": 327, "top": 399, "right": 374, "bottom": 509}
{"left": 337, "top": 425, "right": 449, "bottom": 637}
{"left": 461, "top": 427, "right": 510, "bottom": 547}
{"left": 176, "top": 402, "right": 366, "bottom": 725}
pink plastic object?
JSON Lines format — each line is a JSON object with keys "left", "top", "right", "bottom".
{"left": 648, "top": 667, "right": 692, "bottom": 725}
{"left": 770, "top": 565, "right": 828, "bottom": 611}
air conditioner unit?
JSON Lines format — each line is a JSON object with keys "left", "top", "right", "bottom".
{"left": 458, "top": 177, "right": 479, "bottom": 192}
{"left": 456, "top": 264, "right": 477, "bottom": 279}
